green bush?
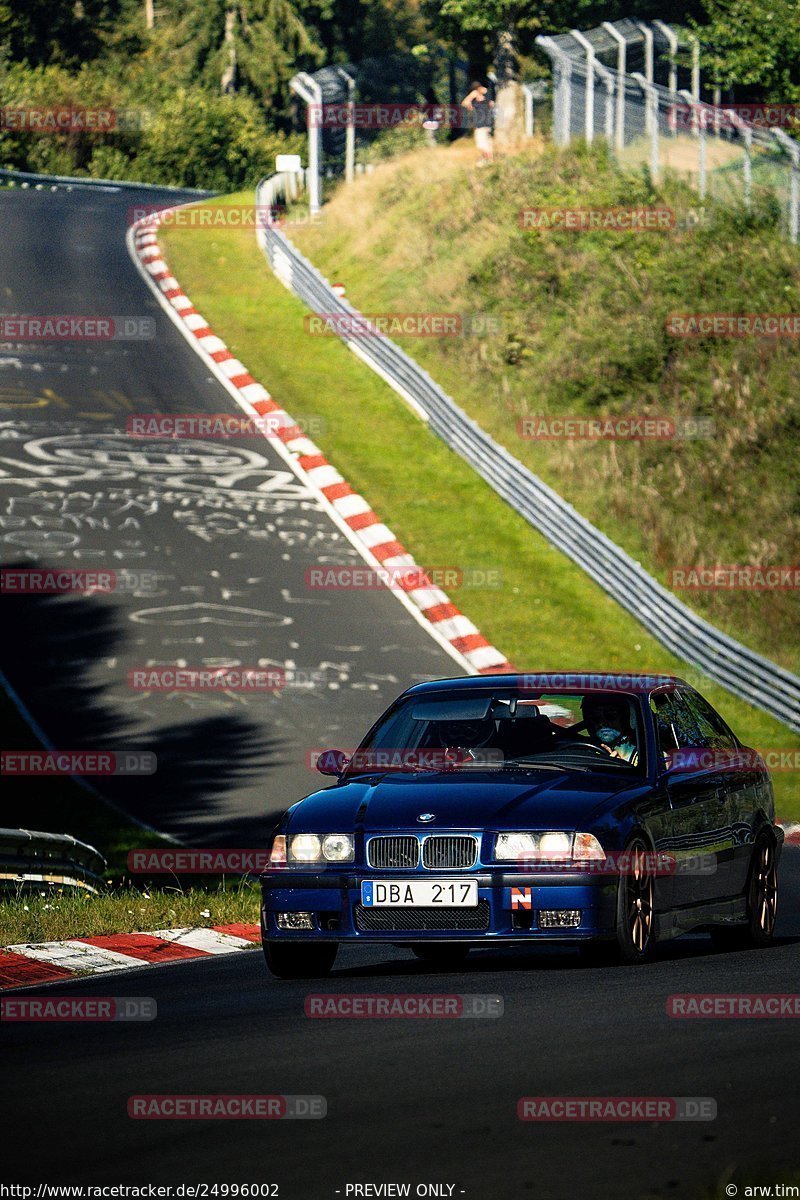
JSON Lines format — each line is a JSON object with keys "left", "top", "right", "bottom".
{"left": 134, "top": 88, "right": 303, "bottom": 190}
{"left": 0, "top": 62, "right": 303, "bottom": 189}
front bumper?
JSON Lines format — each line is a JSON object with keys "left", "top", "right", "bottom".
{"left": 260, "top": 869, "right": 618, "bottom": 942}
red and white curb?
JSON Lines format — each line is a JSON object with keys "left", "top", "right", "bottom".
{"left": 126, "top": 209, "right": 511, "bottom": 677}
{"left": 0, "top": 923, "right": 260, "bottom": 991}
{"left": 782, "top": 823, "right": 800, "bottom": 845}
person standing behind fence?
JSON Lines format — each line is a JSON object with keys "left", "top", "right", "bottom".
{"left": 461, "top": 80, "right": 495, "bottom": 163}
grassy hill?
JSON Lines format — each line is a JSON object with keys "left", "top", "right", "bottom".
{"left": 293, "top": 140, "right": 800, "bottom": 676}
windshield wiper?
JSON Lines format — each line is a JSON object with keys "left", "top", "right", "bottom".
{"left": 501, "top": 758, "right": 586, "bottom": 772}
{"left": 503, "top": 753, "right": 578, "bottom": 772}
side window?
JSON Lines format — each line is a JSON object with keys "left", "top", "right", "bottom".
{"left": 650, "top": 694, "right": 679, "bottom": 757}
{"left": 680, "top": 691, "right": 738, "bottom": 750}
{"left": 650, "top": 692, "right": 704, "bottom": 755}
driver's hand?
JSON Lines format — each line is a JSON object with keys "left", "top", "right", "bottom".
{"left": 601, "top": 743, "right": 624, "bottom": 758}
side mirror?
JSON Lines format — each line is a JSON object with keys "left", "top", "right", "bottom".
{"left": 316, "top": 748, "right": 349, "bottom": 777}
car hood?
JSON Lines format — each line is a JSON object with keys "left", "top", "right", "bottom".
{"left": 289, "top": 769, "right": 641, "bottom": 832}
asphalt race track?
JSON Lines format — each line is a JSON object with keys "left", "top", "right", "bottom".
{"left": 2, "top": 847, "right": 799, "bottom": 1197}
{"left": 0, "top": 182, "right": 458, "bottom": 843}
{"left": 1, "top": 183, "right": 798, "bottom": 1200}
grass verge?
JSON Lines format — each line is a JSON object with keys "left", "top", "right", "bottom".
{"left": 157, "top": 190, "right": 799, "bottom": 821}
{"left": 0, "top": 882, "right": 260, "bottom": 946}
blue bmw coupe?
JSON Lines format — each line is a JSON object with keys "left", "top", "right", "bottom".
{"left": 260, "top": 673, "right": 782, "bottom": 977}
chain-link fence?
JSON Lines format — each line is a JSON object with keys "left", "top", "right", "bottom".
{"left": 535, "top": 21, "right": 799, "bottom": 243}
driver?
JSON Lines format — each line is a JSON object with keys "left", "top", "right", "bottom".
{"left": 434, "top": 717, "right": 496, "bottom": 761}
{"left": 581, "top": 696, "right": 638, "bottom": 763}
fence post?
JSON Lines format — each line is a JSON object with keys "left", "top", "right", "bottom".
{"left": 652, "top": 21, "right": 678, "bottom": 96}
{"left": 635, "top": 24, "right": 654, "bottom": 132}
{"left": 602, "top": 21, "right": 627, "bottom": 154}
{"left": 536, "top": 37, "right": 572, "bottom": 147}
{"left": 570, "top": 30, "right": 595, "bottom": 144}
{"left": 335, "top": 66, "right": 356, "bottom": 184}
{"left": 681, "top": 90, "right": 706, "bottom": 198}
{"left": 772, "top": 130, "right": 800, "bottom": 244}
{"left": 555, "top": 54, "right": 573, "bottom": 146}
{"left": 689, "top": 34, "right": 701, "bottom": 101}
{"left": 742, "top": 125, "right": 752, "bottom": 210}
{"left": 522, "top": 83, "right": 534, "bottom": 137}
{"left": 600, "top": 68, "right": 615, "bottom": 145}
{"left": 633, "top": 73, "right": 659, "bottom": 181}
{"left": 290, "top": 72, "right": 322, "bottom": 215}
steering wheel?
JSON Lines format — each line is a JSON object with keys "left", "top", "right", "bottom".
{"left": 549, "top": 738, "right": 618, "bottom": 759}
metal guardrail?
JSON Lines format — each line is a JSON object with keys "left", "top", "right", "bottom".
{"left": 0, "top": 166, "right": 212, "bottom": 194}
{"left": 0, "top": 828, "right": 107, "bottom": 893}
{"left": 255, "top": 176, "right": 800, "bottom": 733}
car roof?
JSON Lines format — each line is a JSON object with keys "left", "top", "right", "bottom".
{"left": 401, "top": 672, "right": 687, "bottom": 697}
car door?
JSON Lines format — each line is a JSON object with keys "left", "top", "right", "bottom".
{"left": 650, "top": 691, "right": 733, "bottom": 906}
{"left": 679, "top": 688, "right": 758, "bottom": 896}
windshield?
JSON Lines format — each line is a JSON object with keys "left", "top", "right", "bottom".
{"left": 349, "top": 689, "right": 644, "bottom": 774}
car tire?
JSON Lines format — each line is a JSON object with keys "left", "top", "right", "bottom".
{"left": 615, "top": 836, "right": 657, "bottom": 965}
{"left": 710, "top": 831, "right": 778, "bottom": 951}
{"left": 264, "top": 941, "right": 338, "bottom": 979}
{"left": 411, "top": 943, "right": 471, "bottom": 968}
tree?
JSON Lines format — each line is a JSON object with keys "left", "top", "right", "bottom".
{"left": 167, "top": 0, "right": 326, "bottom": 105}
{"left": 691, "top": 0, "right": 800, "bottom": 102}
{"left": 0, "top": 0, "right": 120, "bottom": 66}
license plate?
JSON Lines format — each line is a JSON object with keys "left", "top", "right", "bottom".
{"left": 361, "top": 880, "right": 478, "bottom": 908}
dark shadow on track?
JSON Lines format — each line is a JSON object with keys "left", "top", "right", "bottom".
{"left": 1, "top": 560, "right": 285, "bottom": 845}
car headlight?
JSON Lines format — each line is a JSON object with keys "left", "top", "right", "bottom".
{"left": 495, "top": 832, "right": 538, "bottom": 860}
{"left": 494, "top": 831, "right": 604, "bottom": 863}
{"left": 538, "top": 831, "right": 572, "bottom": 858}
{"left": 321, "top": 833, "right": 355, "bottom": 862}
{"left": 287, "top": 833, "right": 354, "bottom": 864}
